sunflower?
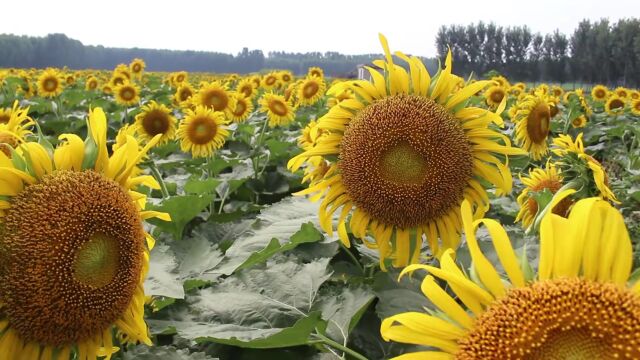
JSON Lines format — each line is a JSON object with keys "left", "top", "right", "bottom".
{"left": 484, "top": 85, "right": 506, "bottom": 108}
{"left": 171, "top": 71, "right": 188, "bottom": 86}
{"left": 308, "top": 67, "right": 324, "bottom": 79}
{"left": 288, "top": 34, "right": 524, "bottom": 268}
{"left": 536, "top": 84, "right": 549, "bottom": 95}
{"left": 590, "top": 84, "right": 608, "bottom": 101}
{"left": 0, "top": 101, "right": 34, "bottom": 157}
{"left": 572, "top": 114, "right": 588, "bottom": 128}
{"left": 236, "top": 78, "right": 256, "bottom": 98}
{"left": 0, "top": 108, "right": 170, "bottom": 359}
{"left": 174, "top": 83, "right": 195, "bottom": 106}
{"left": 513, "top": 82, "right": 526, "bottom": 91}
{"left": 177, "top": 105, "right": 229, "bottom": 158}
{"left": 513, "top": 94, "right": 551, "bottom": 161}
{"left": 196, "top": 81, "right": 230, "bottom": 114}
{"left": 228, "top": 92, "right": 254, "bottom": 123}
{"left": 508, "top": 86, "right": 522, "bottom": 97}
{"left": 631, "top": 99, "right": 640, "bottom": 116}
{"left": 515, "top": 162, "right": 570, "bottom": 228}
{"left": 134, "top": 101, "right": 177, "bottom": 144}
{"left": 85, "top": 76, "right": 99, "bottom": 91}
{"left": 130, "top": 58, "right": 145, "bottom": 78}
{"left": 259, "top": 93, "right": 296, "bottom": 127}
{"left": 261, "top": 72, "right": 279, "bottom": 90}
{"left": 491, "top": 75, "right": 510, "bottom": 88}
{"left": 551, "top": 85, "right": 564, "bottom": 98}
{"left": 109, "top": 73, "right": 128, "bottom": 88}
{"left": 327, "top": 88, "right": 354, "bottom": 108}
{"left": 552, "top": 133, "right": 618, "bottom": 203}
{"left": 114, "top": 83, "right": 141, "bottom": 107}
{"left": 630, "top": 90, "right": 640, "bottom": 100}
{"left": 297, "top": 76, "right": 326, "bottom": 106}
{"left": 279, "top": 71, "right": 294, "bottom": 84}
{"left": 65, "top": 74, "right": 76, "bottom": 86}
{"left": 605, "top": 95, "right": 626, "bottom": 115}
{"left": 381, "top": 195, "right": 638, "bottom": 359}
{"left": 37, "top": 69, "right": 63, "bottom": 98}
{"left": 614, "top": 86, "right": 629, "bottom": 99}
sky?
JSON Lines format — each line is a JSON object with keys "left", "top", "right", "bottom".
{"left": 2, "top": 0, "right": 639, "bottom": 57}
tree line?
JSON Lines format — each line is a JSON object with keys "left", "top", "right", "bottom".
{"left": 0, "top": 33, "right": 394, "bottom": 77}
{"left": 436, "top": 18, "right": 640, "bottom": 87}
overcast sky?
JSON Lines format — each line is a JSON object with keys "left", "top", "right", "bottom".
{"left": 3, "top": 0, "right": 638, "bottom": 57}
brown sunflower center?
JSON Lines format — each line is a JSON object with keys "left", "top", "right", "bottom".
{"left": 120, "top": 87, "right": 135, "bottom": 101}
{"left": 527, "top": 102, "right": 550, "bottom": 144}
{"left": 310, "top": 70, "right": 321, "bottom": 77}
{"left": 456, "top": 278, "right": 640, "bottom": 359}
{"left": 88, "top": 80, "right": 97, "bottom": 89}
{"left": 240, "top": 85, "right": 253, "bottom": 98}
{"left": 282, "top": 74, "right": 291, "bottom": 82}
{"left": 595, "top": 89, "right": 606, "bottom": 98}
{"left": 0, "top": 132, "right": 19, "bottom": 157}
{"left": 490, "top": 89, "right": 505, "bottom": 103}
{"left": 0, "top": 170, "right": 144, "bottom": 346}
{"left": 0, "top": 114, "right": 9, "bottom": 124}
{"left": 269, "top": 99, "right": 289, "bottom": 116}
{"left": 179, "top": 88, "right": 193, "bottom": 102}
{"left": 265, "top": 76, "right": 277, "bottom": 86}
{"left": 617, "top": 90, "right": 627, "bottom": 98}
{"left": 187, "top": 116, "right": 218, "bottom": 144}
{"left": 233, "top": 100, "right": 247, "bottom": 116}
{"left": 43, "top": 78, "right": 58, "bottom": 92}
{"left": 132, "top": 64, "right": 141, "bottom": 72}
{"left": 113, "top": 77, "right": 125, "bottom": 86}
{"left": 142, "top": 109, "right": 170, "bottom": 136}
{"left": 526, "top": 178, "right": 572, "bottom": 218}
{"left": 303, "top": 81, "right": 320, "bottom": 99}
{"left": 549, "top": 104, "right": 559, "bottom": 117}
{"left": 609, "top": 98, "right": 625, "bottom": 110}
{"left": 203, "top": 89, "right": 229, "bottom": 111}
{"left": 339, "top": 94, "right": 473, "bottom": 229}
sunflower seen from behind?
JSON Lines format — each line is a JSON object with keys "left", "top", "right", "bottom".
{"left": 0, "top": 108, "right": 170, "bottom": 359}
{"left": 135, "top": 101, "right": 177, "bottom": 145}
{"left": 36, "top": 69, "right": 63, "bottom": 98}
{"left": 177, "top": 105, "right": 229, "bottom": 158}
{"left": 288, "top": 34, "right": 524, "bottom": 268}
{"left": 512, "top": 93, "right": 551, "bottom": 161}
{"left": 381, "top": 194, "right": 638, "bottom": 359}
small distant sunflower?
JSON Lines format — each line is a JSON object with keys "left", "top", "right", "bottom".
{"left": 174, "top": 83, "right": 195, "bottom": 106}
{"left": 259, "top": 93, "right": 295, "bottom": 127}
{"left": 37, "top": 69, "right": 63, "bottom": 98}
{"left": 572, "top": 114, "right": 588, "bottom": 128}
{"left": 630, "top": 90, "right": 640, "bottom": 100}
{"left": 381, "top": 195, "right": 638, "bottom": 359}
{"left": 85, "top": 76, "right": 99, "bottom": 91}
{"left": 631, "top": 99, "right": 640, "bottom": 116}
{"left": 536, "top": 83, "right": 549, "bottom": 95}
{"left": 102, "top": 84, "right": 113, "bottom": 94}
{"left": 130, "top": 58, "right": 146, "bottom": 78}
{"left": 508, "top": 86, "right": 522, "bottom": 97}
{"left": 109, "top": 73, "right": 128, "bottom": 88}
{"left": 172, "top": 71, "right": 188, "bottom": 86}
{"left": 513, "top": 94, "right": 551, "bottom": 160}
{"left": 261, "top": 72, "right": 279, "bottom": 90}
{"left": 279, "top": 71, "right": 294, "bottom": 84}
{"left": 65, "top": 74, "right": 76, "bottom": 85}
{"left": 484, "top": 85, "right": 506, "bottom": 108}
{"left": 552, "top": 133, "right": 618, "bottom": 203}
{"left": 513, "top": 82, "right": 526, "bottom": 91}
{"left": 288, "top": 34, "right": 524, "bottom": 268}
{"left": 308, "top": 67, "right": 324, "bottom": 79}
{"left": 515, "top": 162, "right": 570, "bottom": 228}
{"left": 177, "top": 105, "right": 229, "bottom": 158}
{"left": 614, "top": 86, "right": 629, "bottom": 99}
{"left": 114, "top": 83, "right": 141, "bottom": 106}
{"left": 197, "top": 82, "right": 230, "bottom": 113}
{"left": 551, "top": 85, "right": 564, "bottom": 98}
{"left": 228, "top": 92, "right": 254, "bottom": 123}
{"left": 491, "top": 75, "right": 510, "bottom": 88}
{"left": 236, "top": 78, "right": 256, "bottom": 98}
{"left": 297, "top": 76, "right": 326, "bottom": 106}
{"left": 605, "top": 95, "right": 626, "bottom": 115}
{"left": 0, "top": 108, "right": 169, "bottom": 359}
{"left": 591, "top": 84, "right": 608, "bottom": 101}
{"left": 134, "top": 101, "right": 177, "bottom": 144}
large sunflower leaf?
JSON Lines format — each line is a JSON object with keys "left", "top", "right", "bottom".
{"left": 147, "top": 195, "right": 215, "bottom": 240}
{"left": 312, "top": 285, "right": 375, "bottom": 344}
{"left": 148, "top": 258, "right": 332, "bottom": 348}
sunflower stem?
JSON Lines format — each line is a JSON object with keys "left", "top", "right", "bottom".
{"left": 340, "top": 241, "right": 364, "bottom": 276}
{"left": 252, "top": 118, "right": 270, "bottom": 179}
{"left": 312, "top": 332, "right": 367, "bottom": 360}
{"left": 148, "top": 161, "right": 170, "bottom": 199}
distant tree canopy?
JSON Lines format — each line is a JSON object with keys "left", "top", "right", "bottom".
{"left": 436, "top": 18, "right": 640, "bottom": 86}
{"left": 0, "top": 33, "right": 413, "bottom": 77}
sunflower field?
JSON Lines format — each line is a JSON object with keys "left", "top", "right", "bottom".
{"left": 1, "top": 34, "right": 640, "bottom": 360}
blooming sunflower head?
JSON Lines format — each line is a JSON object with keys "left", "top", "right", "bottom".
{"left": 515, "top": 162, "right": 570, "bottom": 229}
{"left": 552, "top": 133, "right": 618, "bottom": 203}
{"left": 197, "top": 81, "right": 230, "bottom": 114}
{"left": 550, "top": 85, "right": 564, "bottom": 98}
{"left": 174, "top": 83, "right": 195, "bottom": 106}
{"left": 228, "top": 92, "right": 254, "bottom": 123}
{"left": 297, "top": 76, "right": 327, "bottom": 106}
{"left": 177, "top": 105, "right": 230, "bottom": 158}
{"left": 130, "top": 58, "right": 146, "bottom": 77}
{"left": 591, "top": 84, "right": 608, "bottom": 101}
{"left": 287, "top": 34, "right": 525, "bottom": 268}
{"left": 85, "top": 76, "right": 99, "bottom": 91}
{"left": 491, "top": 75, "right": 510, "bottom": 88}
{"left": 37, "top": 69, "right": 63, "bottom": 98}
{"left": 114, "top": 83, "right": 141, "bottom": 107}
{"left": 484, "top": 85, "right": 507, "bottom": 108}
{"left": 381, "top": 195, "right": 637, "bottom": 359}
{"left": 259, "top": 92, "right": 296, "bottom": 127}
{"left": 571, "top": 114, "right": 588, "bottom": 128}
{"left": 134, "top": 101, "right": 177, "bottom": 145}
{"left": 0, "top": 108, "right": 170, "bottom": 359}
{"left": 605, "top": 95, "right": 626, "bottom": 115}
{"left": 278, "top": 71, "right": 294, "bottom": 84}
{"left": 261, "top": 72, "right": 280, "bottom": 90}
{"left": 236, "top": 78, "right": 257, "bottom": 99}
{"left": 513, "top": 94, "right": 552, "bottom": 161}
{"left": 614, "top": 86, "right": 629, "bottom": 99}
{"left": 631, "top": 99, "right": 640, "bottom": 116}
{"left": 308, "top": 67, "right": 324, "bottom": 79}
